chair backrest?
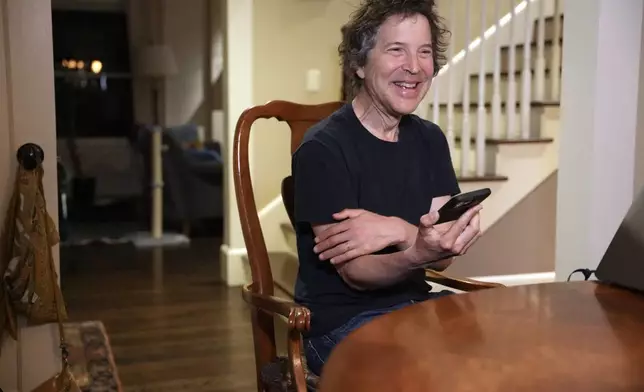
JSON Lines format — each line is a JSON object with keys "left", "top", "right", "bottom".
{"left": 232, "top": 99, "right": 344, "bottom": 368}
{"left": 281, "top": 175, "right": 296, "bottom": 230}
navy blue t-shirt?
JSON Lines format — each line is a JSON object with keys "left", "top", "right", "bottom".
{"left": 292, "top": 103, "right": 460, "bottom": 337}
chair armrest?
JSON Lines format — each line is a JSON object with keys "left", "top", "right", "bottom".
{"left": 425, "top": 269, "right": 505, "bottom": 292}
{"left": 242, "top": 283, "right": 311, "bottom": 333}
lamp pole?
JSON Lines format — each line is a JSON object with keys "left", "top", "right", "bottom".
{"left": 150, "top": 82, "right": 163, "bottom": 239}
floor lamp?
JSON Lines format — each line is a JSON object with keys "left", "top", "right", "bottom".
{"left": 130, "top": 44, "right": 189, "bottom": 248}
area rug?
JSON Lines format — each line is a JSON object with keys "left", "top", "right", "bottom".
{"left": 63, "top": 320, "right": 123, "bottom": 392}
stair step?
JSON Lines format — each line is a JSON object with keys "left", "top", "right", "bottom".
{"left": 467, "top": 67, "right": 561, "bottom": 103}
{"left": 500, "top": 38, "right": 562, "bottom": 72}
{"left": 530, "top": 14, "right": 564, "bottom": 43}
{"left": 469, "top": 67, "right": 561, "bottom": 80}
{"left": 458, "top": 174, "right": 508, "bottom": 182}
{"left": 454, "top": 137, "right": 554, "bottom": 145}
{"left": 500, "top": 37, "right": 563, "bottom": 53}
{"left": 439, "top": 101, "right": 559, "bottom": 109}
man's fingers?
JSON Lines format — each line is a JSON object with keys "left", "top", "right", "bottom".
{"left": 452, "top": 224, "right": 479, "bottom": 254}
{"left": 332, "top": 209, "right": 364, "bottom": 220}
{"left": 420, "top": 211, "right": 440, "bottom": 228}
{"left": 315, "top": 221, "right": 349, "bottom": 243}
{"left": 461, "top": 231, "right": 481, "bottom": 255}
{"left": 330, "top": 249, "right": 362, "bottom": 265}
{"left": 314, "top": 232, "right": 350, "bottom": 254}
{"left": 445, "top": 205, "right": 482, "bottom": 238}
{"left": 438, "top": 206, "right": 482, "bottom": 251}
{"left": 319, "top": 241, "right": 352, "bottom": 261}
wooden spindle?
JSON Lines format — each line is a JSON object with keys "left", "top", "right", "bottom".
{"left": 461, "top": 0, "right": 472, "bottom": 177}
{"left": 520, "top": 0, "right": 533, "bottom": 139}
{"left": 506, "top": 0, "right": 517, "bottom": 138}
{"left": 550, "top": 0, "right": 562, "bottom": 101}
{"left": 476, "top": 0, "right": 487, "bottom": 177}
{"left": 534, "top": 0, "right": 546, "bottom": 101}
{"left": 432, "top": 78, "right": 440, "bottom": 125}
{"left": 491, "top": 0, "right": 502, "bottom": 139}
{"left": 446, "top": 0, "right": 456, "bottom": 152}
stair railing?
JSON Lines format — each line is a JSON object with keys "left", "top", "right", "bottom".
{"left": 424, "top": 0, "right": 559, "bottom": 178}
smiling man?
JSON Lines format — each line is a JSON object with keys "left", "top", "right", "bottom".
{"left": 292, "top": 0, "right": 483, "bottom": 376}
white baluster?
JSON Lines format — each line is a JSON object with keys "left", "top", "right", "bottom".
{"left": 432, "top": 78, "right": 440, "bottom": 125}
{"left": 491, "top": 0, "right": 502, "bottom": 139}
{"left": 550, "top": 0, "right": 562, "bottom": 101}
{"left": 446, "top": 0, "right": 456, "bottom": 153}
{"left": 461, "top": 0, "right": 471, "bottom": 177}
{"left": 476, "top": 0, "right": 487, "bottom": 177}
{"left": 506, "top": 0, "right": 517, "bottom": 138}
{"left": 534, "top": 0, "right": 546, "bottom": 101}
{"left": 520, "top": 0, "right": 533, "bottom": 139}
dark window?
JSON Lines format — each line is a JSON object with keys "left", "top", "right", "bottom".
{"left": 52, "top": 10, "right": 134, "bottom": 138}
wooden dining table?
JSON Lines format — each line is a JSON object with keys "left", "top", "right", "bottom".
{"left": 318, "top": 281, "right": 644, "bottom": 392}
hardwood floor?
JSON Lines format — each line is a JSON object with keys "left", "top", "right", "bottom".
{"left": 61, "top": 239, "right": 257, "bottom": 392}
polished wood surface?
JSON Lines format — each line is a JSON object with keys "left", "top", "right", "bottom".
{"left": 319, "top": 282, "right": 644, "bottom": 392}
{"left": 61, "top": 240, "right": 257, "bottom": 392}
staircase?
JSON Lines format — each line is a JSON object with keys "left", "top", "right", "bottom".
{"left": 261, "top": 0, "right": 564, "bottom": 296}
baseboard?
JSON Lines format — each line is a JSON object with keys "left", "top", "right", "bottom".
{"left": 219, "top": 244, "right": 251, "bottom": 287}
{"left": 469, "top": 271, "right": 556, "bottom": 286}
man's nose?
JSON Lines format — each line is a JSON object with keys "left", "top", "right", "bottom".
{"left": 403, "top": 54, "right": 420, "bottom": 74}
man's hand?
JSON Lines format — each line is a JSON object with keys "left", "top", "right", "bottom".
{"left": 404, "top": 205, "right": 482, "bottom": 266}
{"left": 313, "top": 209, "right": 407, "bottom": 265}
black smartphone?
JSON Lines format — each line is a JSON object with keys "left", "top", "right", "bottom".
{"left": 435, "top": 188, "right": 491, "bottom": 224}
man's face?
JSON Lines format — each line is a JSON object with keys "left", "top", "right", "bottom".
{"left": 357, "top": 13, "right": 434, "bottom": 116}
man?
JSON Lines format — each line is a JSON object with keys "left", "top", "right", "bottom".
{"left": 292, "top": 0, "right": 483, "bottom": 375}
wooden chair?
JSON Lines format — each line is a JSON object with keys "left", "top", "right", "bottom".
{"left": 232, "top": 100, "right": 505, "bottom": 392}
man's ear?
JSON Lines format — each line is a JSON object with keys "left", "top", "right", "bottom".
{"left": 356, "top": 67, "right": 365, "bottom": 79}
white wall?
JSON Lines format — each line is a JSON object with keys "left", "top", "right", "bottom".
{"left": 128, "top": 0, "right": 221, "bottom": 140}
{"left": 555, "top": 0, "right": 644, "bottom": 280}
{"left": 634, "top": 8, "right": 644, "bottom": 198}
{"left": 219, "top": 0, "right": 253, "bottom": 286}
{"left": 0, "top": 0, "right": 60, "bottom": 390}
{"left": 163, "top": 0, "right": 211, "bottom": 130}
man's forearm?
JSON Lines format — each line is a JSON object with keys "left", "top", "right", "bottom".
{"left": 391, "top": 217, "right": 418, "bottom": 250}
{"left": 390, "top": 217, "right": 454, "bottom": 271}
{"left": 337, "top": 247, "right": 428, "bottom": 290}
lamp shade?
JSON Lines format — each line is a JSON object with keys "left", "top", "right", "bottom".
{"left": 136, "top": 44, "right": 178, "bottom": 77}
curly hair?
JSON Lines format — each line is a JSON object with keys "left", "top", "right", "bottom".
{"left": 339, "top": 0, "right": 450, "bottom": 100}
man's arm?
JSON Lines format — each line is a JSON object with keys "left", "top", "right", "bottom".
{"left": 391, "top": 195, "right": 452, "bottom": 250}
{"left": 312, "top": 223, "right": 422, "bottom": 291}
{"left": 392, "top": 195, "right": 454, "bottom": 271}
{"left": 313, "top": 195, "right": 456, "bottom": 272}
{"left": 313, "top": 203, "right": 481, "bottom": 291}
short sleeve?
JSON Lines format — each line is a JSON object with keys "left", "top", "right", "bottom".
{"left": 292, "top": 141, "right": 359, "bottom": 225}
{"left": 432, "top": 126, "right": 461, "bottom": 197}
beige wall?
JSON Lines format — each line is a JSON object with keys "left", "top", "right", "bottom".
{"left": 0, "top": 0, "right": 60, "bottom": 390}
{"left": 449, "top": 172, "right": 557, "bottom": 277}
{"left": 250, "top": 0, "right": 359, "bottom": 208}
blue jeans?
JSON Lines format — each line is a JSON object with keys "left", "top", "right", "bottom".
{"left": 304, "top": 291, "right": 452, "bottom": 376}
